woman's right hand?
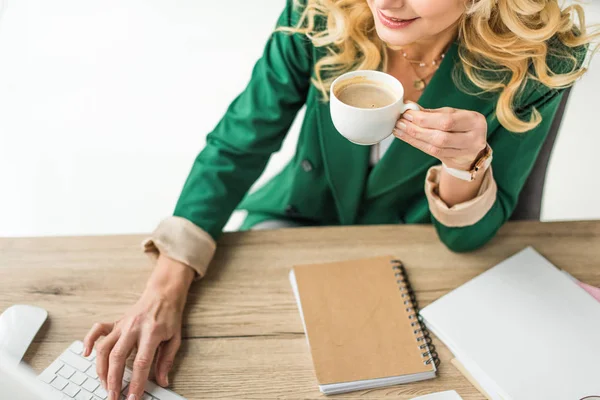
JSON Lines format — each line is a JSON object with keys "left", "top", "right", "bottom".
{"left": 83, "top": 254, "right": 195, "bottom": 400}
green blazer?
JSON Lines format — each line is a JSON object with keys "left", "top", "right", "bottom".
{"left": 173, "top": 0, "right": 583, "bottom": 252}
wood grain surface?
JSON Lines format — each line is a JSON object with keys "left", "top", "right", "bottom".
{"left": 1, "top": 221, "right": 599, "bottom": 399}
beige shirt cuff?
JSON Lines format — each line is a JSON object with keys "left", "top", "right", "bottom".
{"left": 142, "top": 216, "right": 216, "bottom": 279}
{"left": 424, "top": 165, "right": 497, "bottom": 227}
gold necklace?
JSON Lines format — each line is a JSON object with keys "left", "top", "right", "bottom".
{"left": 407, "top": 62, "right": 439, "bottom": 91}
{"left": 399, "top": 49, "right": 445, "bottom": 67}
{"left": 399, "top": 48, "right": 445, "bottom": 91}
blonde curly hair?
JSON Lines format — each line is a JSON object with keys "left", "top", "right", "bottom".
{"left": 280, "top": 0, "right": 598, "bottom": 133}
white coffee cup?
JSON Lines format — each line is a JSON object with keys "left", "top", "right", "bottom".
{"left": 330, "top": 70, "right": 420, "bottom": 145}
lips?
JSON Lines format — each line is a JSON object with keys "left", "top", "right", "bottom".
{"left": 382, "top": 13, "right": 410, "bottom": 22}
{"left": 377, "top": 10, "right": 419, "bottom": 29}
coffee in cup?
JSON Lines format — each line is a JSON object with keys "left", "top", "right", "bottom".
{"left": 335, "top": 79, "right": 397, "bottom": 109}
{"left": 329, "top": 70, "right": 420, "bottom": 145}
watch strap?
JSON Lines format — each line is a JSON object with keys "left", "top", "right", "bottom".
{"left": 442, "top": 164, "right": 475, "bottom": 181}
{"left": 443, "top": 144, "right": 493, "bottom": 182}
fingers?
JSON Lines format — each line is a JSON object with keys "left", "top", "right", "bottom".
{"left": 127, "top": 336, "right": 161, "bottom": 399}
{"left": 403, "top": 107, "right": 484, "bottom": 133}
{"left": 395, "top": 119, "right": 471, "bottom": 150}
{"left": 83, "top": 322, "right": 113, "bottom": 357}
{"left": 155, "top": 336, "right": 182, "bottom": 387}
{"left": 393, "top": 127, "right": 464, "bottom": 159}
{"left": 95, "top": 328, "right": 120, "bottom": 391}
{"left": 107, "top": 332, "right": 137, "bottom": 399}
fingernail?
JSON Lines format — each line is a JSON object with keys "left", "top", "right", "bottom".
{"left": 128, "top": 394, "right": 137, "bottom": 400}
{"left": 83, "top": 347, "right": 89, "bottom": 356}
{"left": 397, "top": 122, "right": 407, "bottom": 131}
{"left": 166, "top": 374, "right": 169, "bottom": 386}
{"left": 101, "top": 380, "right": 107, "bottom": 390}
{"left": 404, "top": 113, "right": 414, "bottom": 122}
{"left": 108, "top": 390, "right": 116, "bottom": 400}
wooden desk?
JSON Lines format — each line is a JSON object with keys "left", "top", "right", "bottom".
{"left": 1, "top": 221, "right": 599, "bottom": 399}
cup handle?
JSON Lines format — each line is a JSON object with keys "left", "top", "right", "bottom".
{"left": 401, "top": 101, "right": 421, "bottom": 114}
{"left": 388, "top": 102, "right": 421, "bottom": 142}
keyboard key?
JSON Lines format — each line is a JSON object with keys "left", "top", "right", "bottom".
{"left": 69, "top": 341, "right": 85, "bottom": 355}
{"left": 71, "top": 371, "right": 88, "bottom": 385}
{"left": 82, "top": 378, "right": 100, "bottom": 392}
{"left": 39, "top": 371, "right": 57, "bottom": 384}
{"left": 63, "top": 382, "right": 81, "bottom": 397}
{"left": 39, "top": 360, "right": 64, "bottom": 383}
{"left": 58, "top": 365, "right": 76, "bottom": 379}
{"left": 123, "top": 369, "right": 132, "bottom": 383}
{"left": 60, "top": 350, "right": 92, "bottom": 372}
{"left": 141, "top": 393, "right": 153, "bottom": 400}
{"left": 51, "top": 375, "right": 69, "bottom": 390}
{"left": 84, "top": 349, "right": 97, "bottom": 361}
{"left": 75, "top": 389, "right": 94, "bottom": 400}
{"left": 86, "top": 365, "right": 99, "bottom": 379}
{"left": 94, "top": 385, "right": 108, "bottom": 399}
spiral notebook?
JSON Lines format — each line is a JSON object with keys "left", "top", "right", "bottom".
{"left": 420, "top": 247, "right": 600, "bottom": 400}
{"left": 289, "top": 256, "right": 438, "bottom": 395}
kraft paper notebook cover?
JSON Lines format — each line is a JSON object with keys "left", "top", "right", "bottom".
{"left": 289, "top": 256, "right": 437, "bottom": 395}
{"left": 420, "top": 247, "right": 600, "bottom": 400}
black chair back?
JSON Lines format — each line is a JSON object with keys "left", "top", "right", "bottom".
{"left": 510, "top": 87, "right": 573, "bottom": 221}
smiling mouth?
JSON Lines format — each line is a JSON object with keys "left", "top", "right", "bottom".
{"left": 377, "top": 10, "right": 419, "bottom": 29}
{"left": 387, "top": 16, "right": 411, "bottom": 22}
{"left": 379, "top": 11, "right": 418, "bottom": 23}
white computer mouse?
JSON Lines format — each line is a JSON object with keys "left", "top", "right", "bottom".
{"left": 0, "top": 305, "right": 48, "bottom": 365}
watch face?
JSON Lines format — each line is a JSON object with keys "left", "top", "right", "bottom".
{"left": 474, "top": 146, "right": 493, "bottom": 174}
{"left": 484, "top": 155, "right": 493, "bottom": 169}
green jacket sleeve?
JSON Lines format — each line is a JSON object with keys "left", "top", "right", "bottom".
{"left": 173, "top": 1, "right": 312, "bottom": 240}
{"left": 433, "top": 87, "right": 566, "bottom": 252}
{"left": 433, "top": 38, "right": 587, "bottom": 252}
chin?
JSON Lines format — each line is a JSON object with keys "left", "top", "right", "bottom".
{"left": 374, "top": 25, "right": 418, "bottom": 48}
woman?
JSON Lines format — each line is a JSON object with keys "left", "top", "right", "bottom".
{"left": 84, "top": 1, "right": 596, "bottom": 399}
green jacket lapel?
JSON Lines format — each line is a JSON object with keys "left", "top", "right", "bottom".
{"left": 316, "top": 100, "right": 370, "bottom": 224}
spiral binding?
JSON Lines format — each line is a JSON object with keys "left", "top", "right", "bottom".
{"left": 391, "top": 259, "right": 441, "bottom": 368}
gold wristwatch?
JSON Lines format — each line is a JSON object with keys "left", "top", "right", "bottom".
{"left": 442, "top": 144, "right": 493, "bottom": 182}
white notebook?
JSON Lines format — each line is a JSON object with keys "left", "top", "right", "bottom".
{"left": 420, "top": 247, "right": 600, "bottom": 400}
{"left": 411, "top": 390, "right": 463, "bottom": 400}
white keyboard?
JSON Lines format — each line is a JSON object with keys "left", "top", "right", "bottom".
{"left": 37, "top": 341, "right": 186, "bottom": 400}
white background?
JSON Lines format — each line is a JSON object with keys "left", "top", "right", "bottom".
{"left": 0, "top": 0, "right": 598, "bottom": 237}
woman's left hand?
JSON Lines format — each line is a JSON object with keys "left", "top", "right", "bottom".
{"left": 393, "top": 107, "right": 488, "bottom": 170}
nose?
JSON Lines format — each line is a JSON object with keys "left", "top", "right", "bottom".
{"left": 373, "top": 0, "right": 406, "bottom": 9}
